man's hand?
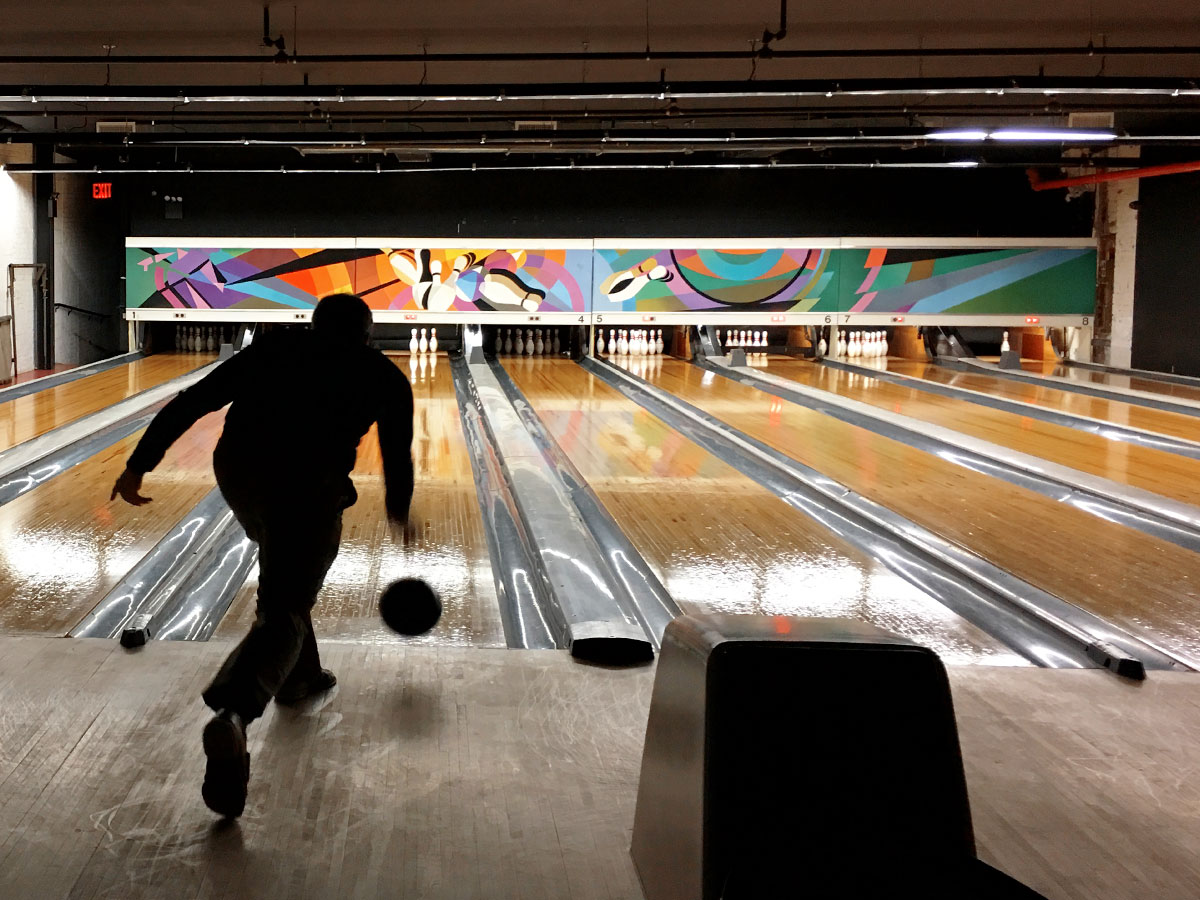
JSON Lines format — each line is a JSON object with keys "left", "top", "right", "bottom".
{"left": 110, "top": 467, "right": 152, "bottom": 506}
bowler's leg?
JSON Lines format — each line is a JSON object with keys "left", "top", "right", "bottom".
{"left": 202, "top": 508, "right": 342, "bottom": 721}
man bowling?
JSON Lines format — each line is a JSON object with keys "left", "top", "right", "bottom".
{"left": 110, "top": 294, "right": 414, "bottom": 818}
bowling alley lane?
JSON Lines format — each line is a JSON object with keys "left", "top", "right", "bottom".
{"left": 629, "top": 358, "right": 1200, "bottom": 664}
{"left": 763, "top": 358, "right": 1200, "bottom": 507}
{"left": 214, "top": 354, "right": 507, "bottom": 648}
{"left": 1019, "top": 359, "right": 1200, "bottom": 403}
{"left": 880, "top": 359, "right": 1200, "bottom": 444}
{"left": 503, "top": 356, "right": 1027, "bottom": 667}
{"left": 0, "top": 409, "right": 225, "bottom": 635}
{"left": 0, "top": 352, "right": 216, "bottom": 452}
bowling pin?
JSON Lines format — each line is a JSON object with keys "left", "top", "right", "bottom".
{"left": 419, "top": 328, "right": 428, "bottom": 353}
{"left": 207, "top": 327, "right": 216, "bottom": 352}
{"left": 881, "top": 331, "right": 889, "bottom": 358}
{"left": 552, "top": 330, "right": 561, "bottom": 355}
{"left": 618, "top": 330, "right": 628, "bottom": 356}
{"left": 1001, "top": 331, "right": 1010, "bottom": 352}
{"left": 515, "top": 329, "right": 524, "bottom": 355}
{"left": 430, "top": 328, "right": 438, "bottom": 354}
{"left": 504, "top": 328, "right": 514, "bottom": 354}
{"left": 656, "top": 329, "right": 664, "bottom": 354}
{"left": 818, "top": 335, "right": 827, "bottom": 357}
{"left": 535, "top": 329, "right": 544, "bottom": 355}
{"left": 409, "top": 328, "right": 419, "bottom": 354}
{"left": 608, "top": 329, "right": 617, "bottom": 355}
{"left": 524, "top": 329, "right": 534, "bottom": 357}
{"left": 596, "top": 328, "right": 606, "bottom": 356}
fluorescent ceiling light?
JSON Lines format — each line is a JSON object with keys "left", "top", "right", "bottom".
{"left": 947, "top": 160, "right": 980, "bottom": 167}
{"left": 926, "top": 130, "right": 989, "bottom": 141}
{"left": 990, "top": 129, "right": 1116, "bottom": 141}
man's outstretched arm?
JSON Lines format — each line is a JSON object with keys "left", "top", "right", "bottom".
{"left": 111, "top": 349, "right": 254, "bottom": 505}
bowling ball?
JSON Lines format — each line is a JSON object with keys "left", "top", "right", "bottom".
{"left": 379, "top": 578, "right": 442, "bottom": 636}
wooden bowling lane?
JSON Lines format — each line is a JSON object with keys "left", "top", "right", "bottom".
{"left": 0, "top": 409, "right": 225, "bottom": 636}
{"left": 503, "top": 357, "right": 1027, "bottom": 667}
{"left": 630, "top": 358, "right": 1200, "bottom": 665}
{"left": 0, "top": 352, "right": 216, "bottom": 452}
{"left": 767, "top": 358, "right": 1200, "bottom": 507}
{"left": 880, "top": 358, "right": 1200, "bottom": 444}
{"left": 1021, "top": 360, "right": 1200, "bottom": 403}
{"left": 215, "top": 354, "right": 507, "bottom": 648}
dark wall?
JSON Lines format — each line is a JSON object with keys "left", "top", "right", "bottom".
{"left": 122, "top": 168, "right": 1092, "bottom": 239}
{"left": 1132, "top": 171, "right": 1200, "bottom": 376}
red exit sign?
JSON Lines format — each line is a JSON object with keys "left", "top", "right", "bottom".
{"left": 92, "top": 182, "right": 112, "bottom": 199}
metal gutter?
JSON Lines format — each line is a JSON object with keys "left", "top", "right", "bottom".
{"left": 71, "top": 487, "right": 231, "bottom": 639}
{"left": 583, "top": 356, "right": 1188, "bottom": 677}
{"left": 0, "top": 351, "right": 144, "bottom": 404}
{"left": 705, "top": 357, "right": 1200, "bottom": 555}
{"left": 937, "top": 357, "right": 1200, "bottom": 418}
{"left": 488, "top": 357, "right": 680, "bottom": 649}
{"left": 466, "top": 356, "right": 653, "bottom": 662}
{"left": 149, "top": 514, "right": 257, "bottom": 642}
{"left": 449, "top": 353, "right": 558, "bottom": 650}
{"left": 820, "top": 357, "right": 1200, "bottom": 462}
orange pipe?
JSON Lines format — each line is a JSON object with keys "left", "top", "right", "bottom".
{"left": 1028, "top": 160, "right": 1200, "bottom": 191}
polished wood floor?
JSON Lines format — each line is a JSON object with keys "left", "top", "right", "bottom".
{"left": 770, "top": 358, "right": 1200, "bottom": 507}
{"left": 0, "top": 353, "right": 215, "bottom": 451}
{"left": 216, "top": 354, "right": 506, "bottom": 649}
{"left": 504, "top": 357, "right": 1022, "bottom": 667}
{"left": 1, "top": 636, "right": 1196, "bottom": 899}
{"left": 621, "top": 358, "right": 1200, "bottom": 665}
{"left": 879, "top": 359, "right": 1200, "bottom": 443}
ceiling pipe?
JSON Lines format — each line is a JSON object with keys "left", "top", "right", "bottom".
{"left": 0, "top": 45, "right": 1197, "bottom": 65}
{"left": 1028, "top": 159, "right": 1200, "bottom": 190}
{"left": 1, "top": 76, "right": 1198, "bottom": 104}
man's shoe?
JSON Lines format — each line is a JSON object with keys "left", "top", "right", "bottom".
{"left": 201, "top": 710, "right": 249, "bottom": 818}
{"left": 274, "top": 668, "right": 337, "bottom": 706}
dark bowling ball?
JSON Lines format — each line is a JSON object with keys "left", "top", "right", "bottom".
{"left": 379, "top": 578, "right": 442, "bottom": 636}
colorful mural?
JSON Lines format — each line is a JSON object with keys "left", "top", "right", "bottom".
{"left": 126, "top": 246, "right": 592, "bottom": 314}
{"left": 127, "top": 243, "right": 1096, "bottom": 316}
{"left": 594, "top": 247, "right": 833, "bottom": 312}
{"left": 836, "top": 247, "right": 1096, "bottom": 316}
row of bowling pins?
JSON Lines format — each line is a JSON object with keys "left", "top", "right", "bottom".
{"left": 407, "top": 328, "right": 439, "bottom": 354}
{"left": 723, "top": 330, "right": 770, "bottom": 352}
{"left": 499, "top": 328, "right": 562, "bottom": 356}
{"left": 595, "top": 328, "right": 664, "bottom": 356}
{"left": 174, "top": 325, "right": 229, "bottom": 352}
{"left": 825, "top": 330, "right": 889, "bottom": 359}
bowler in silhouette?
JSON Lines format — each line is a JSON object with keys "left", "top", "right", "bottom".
{"left": 112, "top": 293, "right": 414, "bottom": 818}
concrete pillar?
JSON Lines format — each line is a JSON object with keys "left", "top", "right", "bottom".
{"left": 1106, "top": 177, "right": 1139, "bottom": 369}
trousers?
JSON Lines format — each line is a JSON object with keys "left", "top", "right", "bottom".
{"left": 201, "top": 453, "right": 353, "bottom": 721}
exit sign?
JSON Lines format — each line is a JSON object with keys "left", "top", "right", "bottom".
{"left": 92, "top": 182, "right": 112, "bottom": 199}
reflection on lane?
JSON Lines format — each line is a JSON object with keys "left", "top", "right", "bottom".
{"left": 507, "top": 356, "right": 1027, "bottom": 667}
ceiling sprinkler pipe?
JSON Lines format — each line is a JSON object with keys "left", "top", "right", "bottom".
{"left": 1028, "top": 159, "right": 1200, "bottom": 190}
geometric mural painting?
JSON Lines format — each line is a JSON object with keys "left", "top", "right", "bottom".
{"left": 128, "top": 243, "right": 1096, "bottom": 316}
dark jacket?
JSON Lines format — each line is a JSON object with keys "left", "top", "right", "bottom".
{"left": 127, "top": 330, "right": 414, "bottom": 521}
